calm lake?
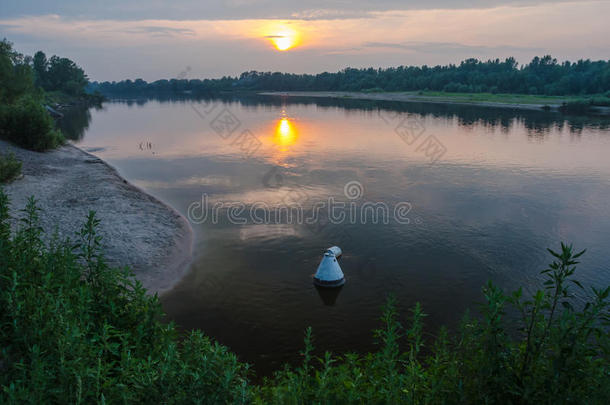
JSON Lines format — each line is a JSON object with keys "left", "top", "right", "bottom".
{"left": 71, "top": 95, "right": 610, "bottom": 374}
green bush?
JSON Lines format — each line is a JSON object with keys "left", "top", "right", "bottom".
{"left": 0, "top": 40, "right": 67, "bottom": 152}
{"left": 0, "top": 151, "right": 21, "bottom": 182}
{"left": 257, "top": 245, "right": 609, "bottom": 404}
{"left": 1, "top": 189, "right": 608, "bottom": 404}
{"left": 0, "top": 95, "right": 64, "bottom": 151}
{"left": 0, "top": 191, "right": 250, "bottom": 403}
{"left": 0, "top": 39, "right": 36, "bottom": 104}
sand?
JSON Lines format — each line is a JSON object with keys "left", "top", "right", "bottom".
{"left": 1, "top": 140, "right": 193, "bottom": 294}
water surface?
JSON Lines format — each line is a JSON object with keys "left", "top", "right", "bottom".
{"left": 72, "top": 95, "right": 610, "bottom": 374}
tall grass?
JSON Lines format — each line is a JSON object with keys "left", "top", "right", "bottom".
{"left": 0, "top": 190, "right": 250, "bottom": 404}
{"left": 257, "top": 246, "right": 609, "bottom": 404}
{"left": 0, "top": 152, "right": 21, "bottom": 183}
{"left": 1, "top": 189, "right": 608, "bottom": 404}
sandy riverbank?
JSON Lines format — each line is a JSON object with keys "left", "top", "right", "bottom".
{"left": 259, "top": 91, "right": 610, "bottom": 114}
{"left": 1, "top": 140, "right": 193, "bottom": 294}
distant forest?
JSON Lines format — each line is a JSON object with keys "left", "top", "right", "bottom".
{"left": 90, "top": 56, "right": 610, "bottom": 96}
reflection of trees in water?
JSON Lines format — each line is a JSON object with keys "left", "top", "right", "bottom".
{"left": 94, "top": 94, "right": 610, "bottom": 140}
{"left": 57, "top": 105, "right": 102, "bottom": 141}
{"left": 354, "top": 99, "right": 609, "bottom": 137}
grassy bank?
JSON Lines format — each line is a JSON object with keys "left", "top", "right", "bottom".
{"left": 260, "top": 90, "right": 610, "bottom": 113}
{"left": 394, "top": 91, "right": 606, "bottom": 106}
{"left": 1, "top": 190, "right": 608, "bottom": 404}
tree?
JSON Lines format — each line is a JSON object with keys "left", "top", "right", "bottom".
{"left": 0, "top": 39, "right": 35, "bottom": 103}
{"left": 91, "top": 55, "right": 610, "bottom": 96}
{"left": 0, "top": 40, "right": 64, "bottom": 151}
{"left": 32, "top": 50, "right": 48, "bottom": 88}
{"left": 45, "top": 55, "right": 88, "bottom": 95}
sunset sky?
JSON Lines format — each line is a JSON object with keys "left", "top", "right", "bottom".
{"left": 1, "top": 0, "right": 609, "bottom": 81}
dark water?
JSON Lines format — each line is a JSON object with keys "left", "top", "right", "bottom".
{"left": 72, "top": 95, "right": 610, "bottom": 375}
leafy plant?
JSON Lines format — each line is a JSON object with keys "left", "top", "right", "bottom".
{"left": 0, "top": 95, "right": 65, "bottom": 151}
{"left": 0, "top": 190, "right": 250, "bottom": 403}
{"left": 0, "top": 189, "right": 608, "bottom": 404}
{"left": 256, "top": 244, "right": 609, "bottom": 404}
{"left": 0, "top": 151, "right": 21, "bottom": 183}
{"left": 0, "top": 39, "right": 92, "bottom": 152}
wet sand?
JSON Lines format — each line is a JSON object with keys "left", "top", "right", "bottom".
{"left": 1, "top": 140, "right": 193, "bottom": 293}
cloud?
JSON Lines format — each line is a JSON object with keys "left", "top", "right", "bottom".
{"left": 1, "top": 0, "right": 584, "bottom": 21}
{"left": 289, "top": 9, "right": 376, "bottom": 20}
{"left": 0, "top": 23, "right": 21, "bottom": 30}
{"left": 0, "top": 1, "right": 608, "bottom": 81}
{"left": 125, "top": 26, "right": 196, "bottom": 37}
{"left": 362, "top": 41, "right": 544, "bottom": 55}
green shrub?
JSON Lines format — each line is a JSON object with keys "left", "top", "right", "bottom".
{"left": 256, "top": 245, "right": 609, "bottom": 404}
{"left": 1, "top": 189, "right": 608, "bottom": 404}
{"left": 0, "top": 191, "right": 250, "bottom": 403}
{"left": 0, "top": 151, "right": 21, "bottom": 182}
{"left": 0, "top": 95, "right": 64, "bottom": 151}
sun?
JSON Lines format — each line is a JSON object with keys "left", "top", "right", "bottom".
{"left": 264, "top": 24, "right": 300, "bottom": 51}
{"left": 271, "top": 36, "right": 294, "bottom": 51}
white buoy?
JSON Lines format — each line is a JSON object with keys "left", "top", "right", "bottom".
{"left": 327, "top": 246, "right": 342, "bottom": 259}
{"left": 313, "top": 246, "right": 345, "bottom": 287}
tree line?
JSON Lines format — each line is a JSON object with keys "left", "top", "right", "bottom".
{"left": 91, "top": 56, "right": 610, "bottom": 96}
{"left": 0, "top": 39, "right": 96, "bottom": 151}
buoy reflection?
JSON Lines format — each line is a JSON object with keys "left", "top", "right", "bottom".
{"left": 315, "top": 285, "right": 343, "bottom": 306}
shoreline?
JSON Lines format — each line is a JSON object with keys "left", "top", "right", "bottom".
{"left": 1, "top": 140, "right": 193, "bottom": 294}
{"left": 258, "top": 91, "right": 610, "bottom": 114}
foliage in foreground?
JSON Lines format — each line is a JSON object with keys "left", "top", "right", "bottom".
{"left": 0, "top": 191, "right": 249, "bottom": 404}
{"left": 0, "top": 189, "right": 608, "bottom": 404}
{"left": 0, "top": 152, "right": 21, "bottom": 183}
{"left": 258, "top": 254, "right": 609, "bottom": 404}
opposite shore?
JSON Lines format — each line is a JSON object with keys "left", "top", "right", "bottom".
{"left": 258, "top": 91, "right": 610, "bottom": 114}
{"left": 1, "top": 139, "right": 193, "bottom": 294}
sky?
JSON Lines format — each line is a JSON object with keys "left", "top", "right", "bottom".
{"left": 1, "top": 0, "right": 609, "bottom": 82}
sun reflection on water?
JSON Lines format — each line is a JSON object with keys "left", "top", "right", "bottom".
{"left": 273, "top": 117, "right": 298, "bottom": 149}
